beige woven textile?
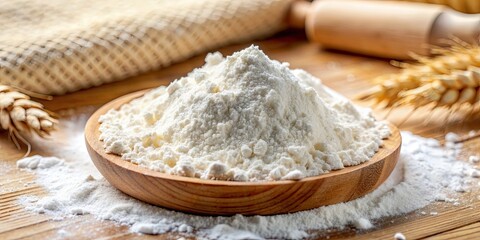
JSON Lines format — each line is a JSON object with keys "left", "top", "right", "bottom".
{"left": 0, "top": 0, "right": 292, "bottom": 95}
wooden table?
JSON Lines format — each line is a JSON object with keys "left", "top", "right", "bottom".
{"left": 1, "top": 31, "right": 479, "bottom": 239}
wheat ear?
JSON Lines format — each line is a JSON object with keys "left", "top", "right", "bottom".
{"left": 357, "top": 40, "right": 480, "bottom": 114}
{"left": 0, "top": 85, "right": 58, "bottom": 156}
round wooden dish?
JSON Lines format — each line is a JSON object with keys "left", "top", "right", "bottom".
{"left": 85, "top": 90, "right": 401, "bottom": 216}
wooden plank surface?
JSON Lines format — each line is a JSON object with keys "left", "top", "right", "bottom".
{"left": 1, "top": 31, "right": 479, "bottom": 239}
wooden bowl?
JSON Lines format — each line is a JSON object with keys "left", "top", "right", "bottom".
{"left": 85, "top": 90, "right": 401, "bottom": 216}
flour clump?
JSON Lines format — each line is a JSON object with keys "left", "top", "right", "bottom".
{"left": 99, "top": 45, "right": 390, "bottom": 181}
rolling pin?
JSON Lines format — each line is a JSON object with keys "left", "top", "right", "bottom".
{"left": 288, "top": 0, "right": 480, "bottom": 59}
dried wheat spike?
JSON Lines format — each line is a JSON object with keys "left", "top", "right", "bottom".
{"left": 0, "top": 85, "right": 58, "bottom": 156}
{"left": 357, "top": 41, "right": 480, "bottom": 113}
{"left": 356, "top": 73, "right": 421, "bottom": 107}
{"left": 397, "top": 67, "right": 480, "bottom": 108}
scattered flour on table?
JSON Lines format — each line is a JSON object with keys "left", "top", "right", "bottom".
{"left": 394, "top": 232, "right": 407, "bottom": 240}
{"left": 469, "top": 155, "right": 479, "bottom": 164}
{"left": 17, "top": 115, "right": 478, "bottom": 240}
{"left": 98, "top": 45, "right": 390, "bottom": 181}
{"left": 17, "top": 156, "right": 63, "bottom": 170}
{"left": 445, "top": 132, "right": 460, "bottom": 142}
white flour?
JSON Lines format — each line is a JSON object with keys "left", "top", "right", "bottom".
{"left": 99, "top": 45, "right": 390, "bottom": 181}
{"left": 394, "top": 232, "right": 406, "bottom": 240}
{"left": 17, "top": 115, "right": 478, "bottom": 239}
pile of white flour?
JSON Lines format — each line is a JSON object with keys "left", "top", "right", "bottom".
{"left": 99, "top": 45, "right": 390, "bottom": 181}
{"left": 17, "top": 116, "right": 478, "bottom": 239}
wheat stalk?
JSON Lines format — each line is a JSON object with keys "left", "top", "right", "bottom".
{"left": 0, "top": 85, "right": 58, "bottom": 156}
{"left": 357, "top": 40, "right": 480, "bottom": 115}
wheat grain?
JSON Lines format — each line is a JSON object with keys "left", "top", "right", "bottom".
{"left": 397, "top": 68, "right": 480, "bottom": 107}
{"left": 0, "top": 85, "right": 57, "bottom": 156}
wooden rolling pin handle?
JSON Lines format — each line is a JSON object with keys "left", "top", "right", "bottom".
{"left": 289, "top": 0, "right": 480, "bottom": 59}
{"left": 430, "top": 10, "right": 480, "bottom": 46}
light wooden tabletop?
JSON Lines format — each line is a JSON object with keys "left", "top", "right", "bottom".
{"left": 1, "top": 31, "right": 479, "bottom": 239}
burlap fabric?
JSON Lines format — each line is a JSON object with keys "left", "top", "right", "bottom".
{"left": 0, "top": 0, "right": 292, "bottom": 95}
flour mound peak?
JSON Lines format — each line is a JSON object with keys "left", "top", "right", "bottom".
{"left": 99, "top": 45, "right": 390, "bottom": 181}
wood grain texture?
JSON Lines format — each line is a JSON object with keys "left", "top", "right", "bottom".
{"left": 1, "top": 31, "right": 480, "bottom": 239}
{"left": 85, "top": 90, "right": 401, "bottom": 215}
